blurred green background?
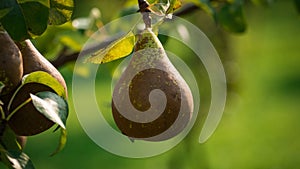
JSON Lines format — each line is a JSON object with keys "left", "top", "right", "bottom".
{"left": 4, "top": 0, "right": 300, "bottom": 169}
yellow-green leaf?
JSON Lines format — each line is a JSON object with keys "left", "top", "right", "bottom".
{"left": 50, "top": 128, "right": 67, "bottom": 156}
{"left": 86, "top": 31, "right": 135, "bottom": 64}
{"left": 167, "top": 0, "right": 182, "bottom": 14}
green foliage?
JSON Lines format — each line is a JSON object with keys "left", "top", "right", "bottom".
{"left": 0, "top": 0, "right": 74, "bottom": 41}
{"left": 49, "top": 0, "right": 74, "bottom": 25}
{"left": 1, "top": 149, "right": 35, "bottom": 169}
{"left": 0, "top": 124, "right": 35, "bottom": 169}
{"left": 216, "top": 1, "right": 246, "bottom": 33}
{"left": 0, "top": 71, "right": 69, "bottom": 169}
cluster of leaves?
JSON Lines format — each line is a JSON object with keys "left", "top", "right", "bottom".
{"left": 0, "top": 0, "right": 73, "bottom": 168}
{"left": 0, "top": 0, "right": 74, "bottom": 41}
{"left": 0, "top": 71, "right": 68, "bottom": 169}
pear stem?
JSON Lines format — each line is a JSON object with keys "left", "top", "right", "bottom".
{"left": 138, "top": 0, "right": 152, "bottom": 28}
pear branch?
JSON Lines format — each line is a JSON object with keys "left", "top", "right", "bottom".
{"left": 51, "top": 3, "right": 199, "bottom": 68}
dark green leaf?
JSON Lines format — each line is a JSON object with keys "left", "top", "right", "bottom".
{"left": 295, "top": 0, "right": 300, "bottom": 13}
{"left": 4, "top": 150, "right": 35, "bottom": 169}
{"left": 50, "top": 128, "right": 66, "bottom": 156}
{"left": 22, "top": 71, "right": 66, "bottom": 98}
{"left": 0, "top": 144, "right": 12, "bottom": 169}
{"left": 0, "top": 0, "right": 49, "bottom": 41}
{"left": 49, "top": 0, "right": 74, "bottom": 25}
{"left": 0, "top": 7, "right": 12, "bottom": 19}
{"left": 0, "top": 122, "right": 21, "bottom": 151}
{"left": 216, "top": 3, "right": 247, "bottom": 33}
{"left": 0, "top": 0, "right": 30, "bottom": 41}
{"left": 30, "top": 91, "right": 68, "bottom": 129}
{"left": 18, "top": 2, "right": 49, "bottom": 36}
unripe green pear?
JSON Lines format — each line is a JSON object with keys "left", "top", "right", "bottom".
{"left": 112, "top": 28, "right": 193, "bottom": 141}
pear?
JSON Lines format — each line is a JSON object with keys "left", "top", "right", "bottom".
{"left": 0, "top": 31, "right": 23, "bottom": 96}
{"left": 20, "top": 40, "right": 67, "bottom": 93}
{"left": 112, "top": 28, "right": 193, "bottom": 141}
{"left": 7, "top": 40, "right": 68, "bottom": 136}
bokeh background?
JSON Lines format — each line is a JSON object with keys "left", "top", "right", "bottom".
{"left": 3, "top": 0, "right": 300, "bottom": 168}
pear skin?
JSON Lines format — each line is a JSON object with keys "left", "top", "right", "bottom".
{"left": 7, "top": 40, "right": 68, "bottom": 136}
{"left": 112, "top": 29, "right": 193, "bottom": 141}
{"left": 0, "top": 31, "right": 23, "bottom": 96}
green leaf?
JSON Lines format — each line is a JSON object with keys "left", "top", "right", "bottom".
{"left": 167, "top": 0, "right": 182, "bottom": 13}
{"left": 216, "top": 2, "right": 247, "bottom": 33}
{"left": 4, "top": 150, "right": 35, "bottom": 169}
{"left": 0, "top": 81, "right": 5, "bottom": 94}
{"left": 86, "top": 31, "right": 135, "bottom": 64}
{"left": 0, "top": 0, "right": 30, "bottom": 41}
{"left": 18, "top": 1, "right": 49, "bottom": 36}
{"left": 0, "top": 122, "right": 21, "bottom": 151}
{"left": 22, "top": 71, "right": 66, "bottom": 98}
{"left": 0, "top": 7, "right": 12, "bottom": 19}
{"left": 50, "top": 128, "right": 66, "bottom": 156}
{"left": 30, "top": 91, "right": 68, "bottom": 129}
{"left": 295, "top": 0, "right": 300, "bottom": 13}
{"left": 49, "top": 0, "right": 74, "bottom": 25}
{"left": 0, "top": 0, "right": 49, "bottom": 41}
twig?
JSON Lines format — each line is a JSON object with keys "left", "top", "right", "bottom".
{"left": 51, "top": 3, "right": 199, "bottom": 68}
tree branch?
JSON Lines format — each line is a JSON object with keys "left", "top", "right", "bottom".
{"left": 51, "top": 3, "right": 199, "bottom": 68}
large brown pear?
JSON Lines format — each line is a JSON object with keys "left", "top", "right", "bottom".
{"left": 8, "top": 40, "right": 68, "bottom": 136}
{"left": 112, "top": 28, "right": 194, "bottom": 141}
{"left": 0, "top": 31, "right": 23, "bottom": 96}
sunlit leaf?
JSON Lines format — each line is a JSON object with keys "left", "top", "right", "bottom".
{"left": 216, "top": 2, "right": 247, "bottom": 33}
{"left": 49, "top": 0, "right": 74, "bottom": 25}
{"left": 166, "top": 0, "right": 182, "bottom": 14}
{"left": 22, "top": 71, "right": 66, "bottom": 98}
{"left": 86, "top": 31, "right": 135, "bottom": 64}
{"left": 30, "top": 91, "right": 68, "bottom": 129}
{"left": 50, "top": 128, "right": 67, "bottom": 156}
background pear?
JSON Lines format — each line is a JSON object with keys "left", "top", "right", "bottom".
{"left": 0, "top": 31, "right": 23, "bottom": 96}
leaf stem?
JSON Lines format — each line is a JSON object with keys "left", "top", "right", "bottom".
{"left": 7, "top": 85, "right": 23, "bottom": 111}
{"left": 0, "top": 106, "right": 5, "bottom": 120}
{"left": 6, "top": 98, "right": 32, "bottom": 121}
